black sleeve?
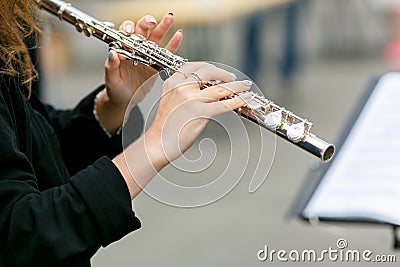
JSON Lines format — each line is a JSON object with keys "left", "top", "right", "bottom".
{"left": 43, "top": 85, "right": 144, "bottom": 175}
{"left": 0, "top": 89, "right": 141, "bottom": 266}
{"left": 1, "top": 158, "right": 141, "bottom": 267}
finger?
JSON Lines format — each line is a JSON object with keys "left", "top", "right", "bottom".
{"left": 104, "top": 50, "right": 121, "bottom": 85}
{"left": 169, "top": 70, "right": 187, "bottom": 82}
{"left": 117, "top": 52, "right": 129, "bottom": 61}
{"left": 187, "top": 64, "right": 235, "bottom": 84}
{"left": 167, "top": 62, "right": 236, "bottom": 89}
{"left": 208, "top": 95, "right": 247, "bottom": 117}
{"left": 200, "top": 80, "right": 252, "bottom": 101}
{"left": 119, "top": 20, "right": 135, "bottom": 35}
{"left": 135, "top": 15, "right": 158, "bottom": 37}
{"left": 148, "top": 13, "right": 174, "bottom": 45}
{"left": 164, "top": 29, "right": 183, "bottom": 53}
{"left": 164, "top": 62, "right": 209, "bottom": 88}
{"left": 176, "top": 62, "right": 206, "bottom": 75}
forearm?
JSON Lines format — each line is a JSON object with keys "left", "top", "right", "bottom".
{"left": 112, "top": 130, "right": 168, "bottom": 199}
{"left": 94, "top": 88, "right": 128, "bottom": 136}
{"left": 43, "top": 86, "right": 141, "bottom": 174}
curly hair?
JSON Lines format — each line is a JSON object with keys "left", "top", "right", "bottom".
{"left": 0, "top": 0, "right": 40, "bottom": 98}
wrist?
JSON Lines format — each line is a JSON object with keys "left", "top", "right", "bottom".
{"left": 94, "top": 88, "right": 127, "bottom": 136}
{"left": 142, "top": 129, "right": 170, "bottom": 171}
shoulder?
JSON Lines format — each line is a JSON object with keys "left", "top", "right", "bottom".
{"left": 0, "top": 75, "right": 29, "bottom": 126}
{"left": 0, "top": 74, "right": 24, "bottom": 98}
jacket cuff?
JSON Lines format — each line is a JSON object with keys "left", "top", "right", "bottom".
{"left": 70, "top": 156, "right": 141, "bottom": 247}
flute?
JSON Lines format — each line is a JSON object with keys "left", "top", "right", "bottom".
{"left": 35, "top": 0, "right": 335, "bottom": 162}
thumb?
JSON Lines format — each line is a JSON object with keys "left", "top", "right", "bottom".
{"left": 105, "top": 50, "right": 121, "bottom": 85}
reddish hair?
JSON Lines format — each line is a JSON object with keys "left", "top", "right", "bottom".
{"left": 0, "top": 0, "right": 40, "bottom": 98}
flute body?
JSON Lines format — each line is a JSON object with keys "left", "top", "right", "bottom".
{"left": 35, "top": 0, "right": 335, "bottom": 162}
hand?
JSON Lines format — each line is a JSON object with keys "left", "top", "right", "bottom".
{"left": 113, "top": 62, "right": 252, "bottom": 199}
{"left": 104, "top": 14, "right": 183, "bottom": 106}
{"left": 147, "top": 62, "right": 252, "bottom": 163}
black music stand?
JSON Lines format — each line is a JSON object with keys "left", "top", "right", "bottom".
{"left": 291, "top": 72, "right": 400, "bottom": 249}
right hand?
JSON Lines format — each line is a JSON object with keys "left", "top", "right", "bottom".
{"left": 146, "top": 62, "right": 251, "bottom": 165}
{"left": 113, "top": 62, "right": 251, "bottom": 199}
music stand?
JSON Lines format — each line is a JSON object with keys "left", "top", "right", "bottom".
{"left": 292, "top": 72, "right": 400, "bottom": 249}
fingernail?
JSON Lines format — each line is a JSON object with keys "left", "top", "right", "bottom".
{"left": 108, "top": 51, "right": 114, "bottom": 62}
{"left": 124, "top": 24, "right": 133, "bottom": 33}
{"left": 168, "top": 12, "right": 174, "bottom": 16}
{"left": 230, "top": 72, "right": 237, "bottom": 80}
{"left": 178, "top": 29, "right": 183, "bottom": 33}
{"left": 147, "top": 16, "right": 157, "bottom": 24}
{"left": 242, "top": 80, "right": 253, "bottom": 87}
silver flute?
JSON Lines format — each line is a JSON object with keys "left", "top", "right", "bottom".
{"left": 35, "top": 0, "right": 335, "bottom": 162}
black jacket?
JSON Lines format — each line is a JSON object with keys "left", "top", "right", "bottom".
{"left": 0, "top": 75, "right": 143, "bottom": 266}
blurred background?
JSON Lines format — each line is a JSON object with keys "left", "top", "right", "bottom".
{"left": 37, "top": 0, "right": 400, "bottom": 266}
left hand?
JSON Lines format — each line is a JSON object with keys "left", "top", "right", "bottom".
{"left": 104, "top": 13, "right": 183, "bottom": 106}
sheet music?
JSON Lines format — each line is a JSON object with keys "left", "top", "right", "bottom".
{"left": 302, "top": 72, "right": 400, "bottom": 226}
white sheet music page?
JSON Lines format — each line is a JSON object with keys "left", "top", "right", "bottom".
{"left": 303, "top": 72, "right": 400, "bottom": 226}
